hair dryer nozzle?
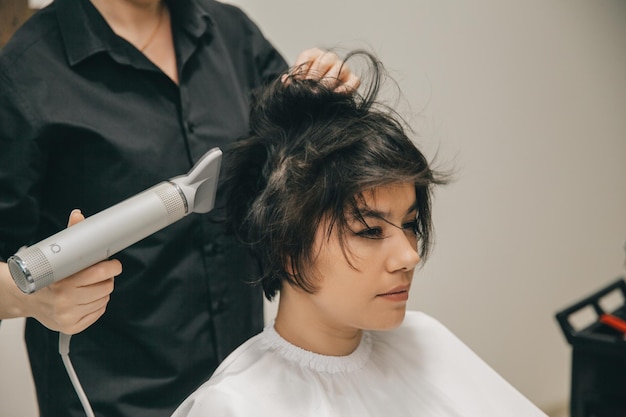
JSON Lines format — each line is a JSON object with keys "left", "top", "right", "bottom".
{"left": 170, "top": 148, "right": 222, "bottom": 214}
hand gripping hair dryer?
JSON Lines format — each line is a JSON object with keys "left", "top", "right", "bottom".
{"left": 8, "top": 148, "right": 222, "bottom": 294}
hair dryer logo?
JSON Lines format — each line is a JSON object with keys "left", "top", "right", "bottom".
{"left": 50, "top": 243, "right": 61, "bottom": 254}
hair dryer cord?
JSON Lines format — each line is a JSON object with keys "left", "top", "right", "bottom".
{"left": 59, "top": 333, "right": 96, "bottom": 417}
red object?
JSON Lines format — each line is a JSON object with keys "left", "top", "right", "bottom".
{"left": 599, "top": 313, "right": 626, "bottom": 334}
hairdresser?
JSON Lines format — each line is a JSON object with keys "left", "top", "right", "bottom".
{"left": 0, "top": 0, "right": 358, "bottom": 416}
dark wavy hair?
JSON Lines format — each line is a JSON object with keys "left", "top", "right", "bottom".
{"left": 224, "top": 50, "right": 447, "bottom": 300}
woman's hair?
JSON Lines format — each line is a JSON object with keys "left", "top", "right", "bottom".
{"left": 224, "top": 50, "right": 447, "bottom": 300}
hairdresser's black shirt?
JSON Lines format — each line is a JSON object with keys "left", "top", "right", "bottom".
{"left": 0, "top": 0, "right": 286, "bottom": 416}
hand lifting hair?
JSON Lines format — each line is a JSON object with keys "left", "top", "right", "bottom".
{"left": 171, "top": 51, "right": 547, "bottom": 417}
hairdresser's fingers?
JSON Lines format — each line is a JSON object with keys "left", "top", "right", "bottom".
{"left": 290, "top": 48, "right": 360, "bottom": 92}
{"left": 321, "top": 61, "right": 361, "bottom": 93}
{"left": 305, "top": 50, "right": 341, "bottom": 80}
{"left": 31, "top": 275, "right": 115, "bottom": 334}
{"left": 74, "top": 276, "right": 115, "bottom": 305}
{"left": 67, "top": 208, "right": 84, "bottom": 227}
{"left": 293, "top": 48, "right": 339, "bottom": 80}
{"left": 333, "top": 72, "right": 361, "bottom": 93}
{"left": 63, "top": 291, "right": 112, "bottom": 335}
{"left": 20, "top": 209, "right": 120, "bottom": 333}
{"left": 61, "top": 259, "right": 122, "bottom": 288}
{"left": 282, "top": 48, "right": 324, "bottom": 85}
{"left": 27, "top": 260, "right": 120, "bottom": 333}
{"left": 333, "top": 59, "right": 360, "bottom": 92}
{"left": 64, "top": 298, "right": 110, "bottom": 335}
{"left": 79, "top": 304, "right": 109, "bottom": 330}
{"left": 292, "top": 47, "right": 323, "bottom": 74}
{"left": 318, "top": 61, "right": 343, "bottom": 88}
{"left": 56, "top": 290, "right": 110, "bottom": 326}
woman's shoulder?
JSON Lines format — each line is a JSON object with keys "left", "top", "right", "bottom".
{"left": 210, "top": 331, "right": 269, "bottom": 379}
{"left": 172, "top": 332, "right": 270, "bottom": 416}
{"left": 374, "top": 311, "right": 548, "bottom": 416}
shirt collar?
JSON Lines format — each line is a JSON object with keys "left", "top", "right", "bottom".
{"left": 55, "top": 0, "right": 214, "bottom": 67}
{"left": 170, "top": 0, "right": 214, "bottom": 40}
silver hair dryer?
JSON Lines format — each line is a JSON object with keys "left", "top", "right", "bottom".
{"left": 8, "top": 148, "right": 222, "bottom": 294}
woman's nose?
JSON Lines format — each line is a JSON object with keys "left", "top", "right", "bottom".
{"left": 386, "top": 230, "right": 421, "bottom": 272}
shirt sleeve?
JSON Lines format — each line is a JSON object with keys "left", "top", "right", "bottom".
{"left": 243, "top": 15, "right": 288, "bottom": 84}
{"left": 0, "top": 70, "right": 45, "bottom": 261}
{"left": 219, "top": 4, "right": 289, "bottom": 86}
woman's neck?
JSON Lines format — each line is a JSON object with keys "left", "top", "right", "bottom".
{"left": 90, "top": 0, "right": 164, "bottom": 39}
{"left": 274, "top": 286, "right": 363, "bottom": 356}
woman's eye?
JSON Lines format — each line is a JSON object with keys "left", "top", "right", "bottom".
{"left": 402, "top": 220, "right": 419, "bottom": 235}
{"left": 356, "top": 227, "right": 384, "bottom": 239}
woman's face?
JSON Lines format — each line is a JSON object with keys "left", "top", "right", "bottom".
{"left": 306, "top": 182, "right": 421, "bottom": 332}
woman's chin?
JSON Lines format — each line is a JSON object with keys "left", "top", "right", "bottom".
{"left": 368, "top": 308, "right": 407, "bottom": 331}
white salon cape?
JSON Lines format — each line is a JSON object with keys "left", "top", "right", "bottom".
{"left": 172, "top": 311, "right": 547, "bottom": 417}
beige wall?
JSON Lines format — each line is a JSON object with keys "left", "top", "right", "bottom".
{"left": 0, "top": 319, "right": 39, "bottom": 416}
{"left": 2, "top": 0, "right": 626, "bottom": 415}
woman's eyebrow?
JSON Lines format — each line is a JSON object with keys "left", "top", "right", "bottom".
{"left": 405, "top": 200, "right": 419, "bottom": 216}
{"left": 355, "top": 201, "right": 419, "bottom": 221}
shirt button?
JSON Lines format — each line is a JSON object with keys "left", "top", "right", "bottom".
{"left": 206, "top": 243, "right": 223, "bottom": 256}
{"left": 187, "top": 121, "right": 195, "bottom": 133}
{"left": 213, "top": 299, "right": 226, "bottom": 313}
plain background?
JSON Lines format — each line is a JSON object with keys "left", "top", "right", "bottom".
{"left": 1, "top": 1, "right": 626, "bottom": 416}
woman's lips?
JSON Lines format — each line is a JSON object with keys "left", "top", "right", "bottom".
{"left": 376, "top": 287, "right": 409, "bottom": 301}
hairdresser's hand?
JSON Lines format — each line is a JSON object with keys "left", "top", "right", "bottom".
{"left": 291, "top": 48, "right": 360, "bottom": 93}
{"left": 20, "top": 210, "right": 121, "bottom": 334}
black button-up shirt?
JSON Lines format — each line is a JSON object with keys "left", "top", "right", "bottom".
{"left": 0, "top": 0, "right": 287, "bottom": 416}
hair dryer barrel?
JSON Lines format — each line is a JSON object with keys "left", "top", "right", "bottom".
{"left": 8, "top": 181, "right": 187, "bottom": 293}
{"left": 8, "top": 147, "right": 222, "bottom": 294}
